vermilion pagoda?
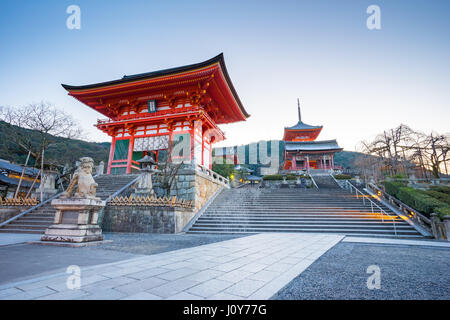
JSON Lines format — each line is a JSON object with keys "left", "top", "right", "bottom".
{"left": 283, "top": 100, "right": 342, "bottom": 171}
{"left": 62, "top": 54, "right": 249, "bottom": 174}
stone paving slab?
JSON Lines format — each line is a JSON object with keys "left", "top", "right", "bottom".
{"left": 0, "top": 233, "right": 344, "bottom": 300}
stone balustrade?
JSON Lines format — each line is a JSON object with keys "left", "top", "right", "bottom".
{"left": 195, "top": 164, "right": 230, "bottom": 187}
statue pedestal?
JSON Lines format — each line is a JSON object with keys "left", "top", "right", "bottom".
{"left": 41, "top": 198, "right": 105, "bottom": 243}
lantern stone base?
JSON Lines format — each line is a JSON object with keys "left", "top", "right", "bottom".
{"left": 41, "top": 198, "right": 105, "bottom": 243}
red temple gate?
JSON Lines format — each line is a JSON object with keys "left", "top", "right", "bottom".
{"left": 62, "top": 54, "right": 249, "bottom": 174}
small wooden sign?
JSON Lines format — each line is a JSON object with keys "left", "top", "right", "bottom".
{"left": 147, "top": 100, "right": 157, "bottom": 113}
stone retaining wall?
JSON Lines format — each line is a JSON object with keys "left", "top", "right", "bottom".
{"left": 153, "top": 165, "right": 228, "bottom": 212}
{"left": 101, "top": 206, "right": 195, "bottom": 234}
{"left": 102, "top": 165, "right": 228, "bottom": 233}
{"left": 0, "top": 207, "right": 23, "bottom": 223}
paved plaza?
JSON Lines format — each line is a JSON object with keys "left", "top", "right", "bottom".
{"left": 0, "top": 233, "right": 343, "bottom": 300}
{"left": 1, "top": 232, "right": 449, "bottom": 300}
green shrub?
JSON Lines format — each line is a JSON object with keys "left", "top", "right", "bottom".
{"left": 424, "top": 190, "right": 450, "bottom": 205}
{"left": 435, "top": 207, "right": 450, "bottom": 218}
{"left": 396, "top": 187, "right": 450, "bottom": 217}
{"left": 383, "top": 181, "right": 407, "bottom": 198}
{"left": 334, "top": 174, "right": 351, "bottom": 180}
{"left": 391, "top": 173, "right": 407, "bottom": 179}
{"left": 429, "top": 186, "right": 450, "bottom": 195}
{"left": 263, "top": 174, "right": 282, "bottom": 181}
{"left": 262, "top": 174, "right": 308, "bottom": 181}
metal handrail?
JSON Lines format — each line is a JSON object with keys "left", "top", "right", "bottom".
{"left": 344, "top": 180, "right": 397, "bottom": 235}
{"left": 308, "top": 173, "right": 319, "bottom": 189}
{"left": 330, "top": 174, "right": 344, "bottom": 189}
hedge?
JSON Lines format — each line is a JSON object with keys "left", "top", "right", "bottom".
{"left": 424, "top": 190, "right": 450, "bottom": 206}
{"left": 435, "top": 207, "right": 450, "bottom": 216}
{"left": 383, "top": 181, "right": 407, "bottom": 198}
{"left": 262, "top": 174, "right": 309, "bottom": 181}
{"left": 429, "top": 186, "right": 450, "bottom": 195}
{"left": 334, "top": 174, "right": 352, "bottom": 180}
{"left": 397, "top": 187, "right": 449, "bottom": 218}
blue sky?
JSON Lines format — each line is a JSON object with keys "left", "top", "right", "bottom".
{"left": 0, "top": 0, "right": 449, "bottom": 150}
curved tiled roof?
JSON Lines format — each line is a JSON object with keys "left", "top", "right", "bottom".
{"left": 285, "top": 139, "right": 343, "bottom": 151}
{"left": 0, "top": 159, "right": 39, "bottom": 176}
{"left": 285, "top": 121, "right": 323, "bottom": 131}
{"left": 61, "top": 53, "right": 249, "bottom": 119}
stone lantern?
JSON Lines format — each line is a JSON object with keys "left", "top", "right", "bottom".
{"left": 133, "top": 154, "right": 158, "bottom": 195}
{"left": 281, "top": 173, "right": 289, "bottom": 188}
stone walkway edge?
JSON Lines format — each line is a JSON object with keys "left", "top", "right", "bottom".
{"left": 343, "top": 237, "right": 450, "bottom": 248}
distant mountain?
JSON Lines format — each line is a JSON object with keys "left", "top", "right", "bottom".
{"left": 334, "top": 150, "right": 365, "bottom": 170}
{"left": 0, "top": 120, "right": 365, "bottom": 171}
{"left": 0, "top": 120, "right": 110, "bottom": 167}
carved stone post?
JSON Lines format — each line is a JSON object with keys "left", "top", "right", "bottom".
{"left": 430, "top": 213, "right": 443, "bottom": 240}
{"left": 442, "top": 216, "right": 450, "bottom": 241}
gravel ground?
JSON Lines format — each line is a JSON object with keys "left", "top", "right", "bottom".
{"left": 0, "top": 244, "right": 139, "bottom": 284}
{"left": 273, "top": 242, "right": 450, "bottom": 300}
{"left": 99, "top": 232, "right": 246, "bottom": 255}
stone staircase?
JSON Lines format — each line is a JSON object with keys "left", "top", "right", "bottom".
{"left": 0, "top": 174, "right": 138, "bottom": 234}
{"left": 187, "top": 187, "right": 426, "bottom": 238}
{"left": 310, "top": 174, "right": 340, "bottom": 189}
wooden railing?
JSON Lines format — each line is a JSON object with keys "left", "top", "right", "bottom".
{"left": 0, "top": 197, "right": 39, "bottom": 206}
{"left": 108, "top": 195, "right": 193, "bottom": 208}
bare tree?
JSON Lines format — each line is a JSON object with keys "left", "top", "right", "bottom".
{"left": 357, "top": 124, "right": 450, "bottom": 180}
{"left": 421, "top": 132, "right": 450, "bottom": 178}
{"left": 0, "top": 102, "right": 83, "bottom": 167}
{"left": 1, "top": 102, "right": 82, "bottom": 138}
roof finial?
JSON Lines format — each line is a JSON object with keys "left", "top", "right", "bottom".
{"left": 297, "top": 98, "right": 302, "bottom": 123}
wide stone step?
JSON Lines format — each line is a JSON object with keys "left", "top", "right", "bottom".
{"left": 187, "top": 230, "right": 425, "bottom": 238}
{"left": 2, "top": 224, "right": 50, "bottom": 230}
{"left": 207, "top": 209, "right": 394, "bottom": 213}
{"left": 193, "top": 219, "right": 410, "bottom": 226}
{"left": 188, "top": 226, "right": 416, "bottom": 235}
{"left": 0, "top": 229, "right": 44, "bottom": 234}
{"left": 197, "top": 217, "right": 404, "bottom": 223}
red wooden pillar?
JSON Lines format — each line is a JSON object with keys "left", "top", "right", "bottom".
{"left": 107, "top": 136, "right": 116, "bottom": 175}
{"left": 190, "top": 127, "right": 195, "bottom": 164}
{"left": 126, "top": 136, "right": 135, "bottom": 174}
{"left": 201, "top": 131, "right": 205, "bottom": 166}
{"left": 209, "top": 146, "right": 212, "bottom": 170}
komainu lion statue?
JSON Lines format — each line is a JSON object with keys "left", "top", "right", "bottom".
{"left": 61, "top": 157, "right": 99, "bottom": 199}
